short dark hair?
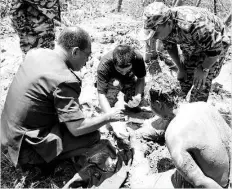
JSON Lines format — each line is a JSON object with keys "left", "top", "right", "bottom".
{"left": 149, "top": 73, "right": 181, "bottom": 109}
{"left": 57, "top": 27, "right": 91, "bottom": 51}
{"left": 113, "top": 45, "right": 135, "bottom": 67}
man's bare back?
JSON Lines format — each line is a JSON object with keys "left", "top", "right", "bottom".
{"left": 165, "top": 102, "right": 231, "bottom": 188}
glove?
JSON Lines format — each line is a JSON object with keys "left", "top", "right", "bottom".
{"left": 127, "top": 94, "right": 142, "bottom": 108}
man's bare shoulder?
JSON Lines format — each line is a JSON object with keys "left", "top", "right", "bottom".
{"left": 165, "top": 102, "right": 217, "bottom": 148}
{"left": 166, "top": 101, "right": 231, "bottom": 148}
{"left": 166, "top": 102, "right": 207, "bottom": 130}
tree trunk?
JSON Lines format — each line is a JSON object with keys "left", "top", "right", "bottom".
{"left": 117, "top": 0, "right": 123, "bottom": 12}
{"left": 214, "top": 0, "right": 217, "bottom": 15}
{"left": 195, "top": 0, "right": 201, "bottom": 7}
{"left": 174, "top": 0, "right": 183, "bottom": 7}
{"left": 224, "top": 13, "right": 231, "bottom": 26}
{"left": 172, "top": 0, "right": 177, "bottom": 6}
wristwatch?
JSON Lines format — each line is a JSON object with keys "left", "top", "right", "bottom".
{"left": 199, "top": 65, "right": 210, "bottom": 73}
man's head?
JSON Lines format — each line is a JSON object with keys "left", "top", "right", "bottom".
{"left": 57, "top": 27, "right": 92, "bottom": 71}
{"left": 140, "top": 2, "right": 173, "bottom": 41}
{"left": 149, "top": 73, "right": 181, "bottom": 119}
{"left": 113, "top": 45, "right": 135, "bottom": 75}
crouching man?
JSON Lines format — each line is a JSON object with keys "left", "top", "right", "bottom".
{"left": 1, "top": 27, "right": 125, "bottom": 170}
{"left": 96, "top": 45, "right": 146, "bottom": 142}
{"left": 148, "top": 73, "right": 231, "bottom": 188}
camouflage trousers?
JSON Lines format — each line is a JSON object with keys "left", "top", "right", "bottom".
{"left": 180, "top": 44, "right": 229, "bottom": 102}
{"left": 105, "top": 78, "right": 137, "bottom": 107}
{"left": 10, "top": 0, "right": 60, "bottom": 54}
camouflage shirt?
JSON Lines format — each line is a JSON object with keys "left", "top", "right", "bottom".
{"left": 10, "top": 0, "right": 61, "bottom": 21}
{"left": 162, "top": 6, "right": 230, "bottom": 58}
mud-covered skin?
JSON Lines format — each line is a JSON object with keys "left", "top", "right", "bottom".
{"left": 165, "top": 102, "right": 231, "bottom": 188}
{"left": 128, "top": 132, "right": 152, "bottom": 188}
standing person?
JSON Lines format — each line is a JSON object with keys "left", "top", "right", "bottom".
{"left": 1, "top": 27, "right": 125, "bottom": 170}
{"left": 9, "top": 0, "right": 61, "bottom": 54}
{"left": 141, "top": 2, "right": 231, "bottom": 102}
{"left": 143, "top": 0, "right": 183, "bottom": 72}
{"left": 143, "top": 0, "right": 166, "bottom": 65}
{"left": 96, "top": 45, "right": 146, "bottom": 141}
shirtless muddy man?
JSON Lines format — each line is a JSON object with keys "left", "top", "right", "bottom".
{"left": 145, "top": 73, "right": 232, "bottom": 188}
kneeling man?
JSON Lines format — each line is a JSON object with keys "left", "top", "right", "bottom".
{"left": 1, "top": 27, "right": 125, "bottom": 169}
{"left": 96, "top": 45, "right": 146, "bottom": 140}
{"left": 148, "top": 73, "right": 231, "bottom": 188}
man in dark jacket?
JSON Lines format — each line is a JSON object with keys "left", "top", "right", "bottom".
{"left": 1, "top": 27, "right": 125, "bottom": 168}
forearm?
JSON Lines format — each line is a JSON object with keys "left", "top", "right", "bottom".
{"left": 135, "top": 77, "right": 145, "bottom": 95}
{"left": 197, "top": 177, "right": 223, "bottom": 188}
{"left": 145, "top": 38, "right": 158, "bottom": 63}
{"left": 98, "top": 93, "right": 118, "bottom": 131}
{"left": 98, "top": 93, "right": 112, "bottom": 113}
{"left": 167, "top": 45, "right": 182, "bottom": 70}
{"left": 66, "top": 114, "right": 110, "bottom": 137}
{"left": 202, "top": 56, "right": 219, "bottom": 69}
{"left": 171, "top": 150, "right": 222, "bottom": 188}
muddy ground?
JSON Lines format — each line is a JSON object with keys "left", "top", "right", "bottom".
{"left": 0, "top": 0, "right": 232, "bottom": 188}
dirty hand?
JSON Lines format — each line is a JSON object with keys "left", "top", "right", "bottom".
{"left": 127, "top": 94, "right": 142, "bottom": 108}
{"left": 177, "top": 68, "right": 187, "bottom": 81}
{"left": 193, "top": 67, "right": 208, "bottom": 90}
{"left": 108, "top": 108, "right": 125, "bottom": 122}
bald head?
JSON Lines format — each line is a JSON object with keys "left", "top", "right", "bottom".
{"left": 57, "top": 27, "right": 91, "bottom": 51}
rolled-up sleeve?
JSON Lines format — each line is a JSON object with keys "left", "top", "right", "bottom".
{"left": 53, "top": 81, "right": 84, "bottom": 122}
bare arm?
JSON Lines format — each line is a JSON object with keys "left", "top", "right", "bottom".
{"left": 166, "top": 45, "right": 183, "bottom": 71}
{"left": 66, "top": 109, "right": 124, "bottom": 137}
{"left": 201, "top": 56, "right": 219, "bottom": 70}
{"left": 135, "top": 77, "right": 145, "bottom": 96}
{"left": 98, "top": 93, "right": 112, "bottom": 113}
{"left": 167, "top": 140, "right": 223, "bottom": 188}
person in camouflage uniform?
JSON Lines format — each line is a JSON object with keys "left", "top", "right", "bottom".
{"left": 141, "top": 2, "right": 231, "bottom": 102}
{"left": 143, "top": 0, "right": 183, "bottom": 74}
{"left": 10, "top": 0, "right": 61, "bottom": 54}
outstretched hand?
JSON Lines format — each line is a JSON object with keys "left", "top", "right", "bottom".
{"left": 108, "top": 108, "right": 125, "bottom": 122}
